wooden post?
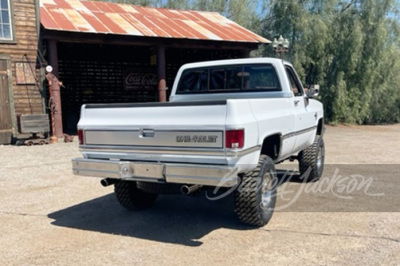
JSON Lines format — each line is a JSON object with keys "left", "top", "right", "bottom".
{"left": 47, "top": 39, "right": 59, "bottom": 77}
{"left": 46, "top": 40, "right": 64, "bottom": 141}
{"left": 157, "top": 45, "right": 167, "bottom": 102}
{"left": 45, "top": 73, "right": 63, "bottom": 141}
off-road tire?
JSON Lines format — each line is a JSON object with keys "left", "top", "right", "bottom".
{"left": 137, "top": 182, "right": 181, "bottom": 194}
{"left": 298, "top": 136, "right": 325, "bottom": 182}
{"left": 234, "top": 155, "right": 278, "bottom": 227}
{"left": 114, "top": 181, "right": 158, "bottom": 210}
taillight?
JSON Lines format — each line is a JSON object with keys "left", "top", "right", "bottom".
{"left": 226, "top": 129, "right": 244, "bottom": 149}
{"left": 78, "top": 129, "right": 84, "bottom": 145}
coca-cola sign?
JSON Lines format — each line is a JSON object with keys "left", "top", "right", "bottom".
{"left": 124, "top": 68, "right": 157, "bottom": 91}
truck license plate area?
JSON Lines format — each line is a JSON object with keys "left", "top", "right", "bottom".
{"left": 131, "top": 163, "right": 164, "bottom": 179}
{"left": 72, "top": 159, "right": 164, "bottom": 180}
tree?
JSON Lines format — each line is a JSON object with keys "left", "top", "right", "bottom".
{"left": 192, "top": 0, "right": 226, "bottom": 13}
{"left": 192, "top": 0, "right": 259, "bottom": 30}
{"left": 163, "top": 0, "right": 191, "bottom": 9}
{"left": 261, "top": 0, "right": 400, "bottom": 124}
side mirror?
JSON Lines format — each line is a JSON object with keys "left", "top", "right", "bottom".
{"left": 306, "top": 84, "right": 320, "bottom": 98}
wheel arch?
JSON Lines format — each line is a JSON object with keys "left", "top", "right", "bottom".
{"left": 317, "top": 118, "right": 324, "bottom": 136}
{"left": 260, "top": 133, "right": 282, "bottom": 161}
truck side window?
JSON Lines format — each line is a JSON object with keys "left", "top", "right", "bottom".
{"left": 285, "top": 67, "right": 303, "bottom": 96}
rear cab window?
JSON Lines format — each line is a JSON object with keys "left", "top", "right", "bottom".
{"left": 177, "top": 64, "right": 281, "bottom": 94}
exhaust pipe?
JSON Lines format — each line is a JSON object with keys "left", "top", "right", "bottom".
{"left": 101, "top": 178, "right": 119, "bottom": 187}
{"left": 181, "top": 184, "right": 202, "bottom": 195}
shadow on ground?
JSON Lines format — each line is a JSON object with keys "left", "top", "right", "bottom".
{"left": 47, "top": 170, "right": 307, "bottom": 246}
{"left": 48, "top": 192, "right": 251, "bottom": 247}
{"left": 49, "top": 165, "right": 395, "bottom": 246}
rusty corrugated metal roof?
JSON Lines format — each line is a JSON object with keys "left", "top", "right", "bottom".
{"left": 40, "top": 0, "right": 270, "bottom": 43}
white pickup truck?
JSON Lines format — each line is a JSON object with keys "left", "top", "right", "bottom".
{"left": 72, "top": 58, "right": 325, "bottom": 227}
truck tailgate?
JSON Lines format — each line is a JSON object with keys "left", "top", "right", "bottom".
{"left": 79, "top": 101, "right": 227, "bottom": 149}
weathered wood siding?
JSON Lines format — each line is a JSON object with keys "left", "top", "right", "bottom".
{"left": 0, "top": 0, "right": 42, "bottom": 116}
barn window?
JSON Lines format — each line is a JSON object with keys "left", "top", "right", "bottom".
{"left": 0, "top": 0, "right": 13, "bottom": 41}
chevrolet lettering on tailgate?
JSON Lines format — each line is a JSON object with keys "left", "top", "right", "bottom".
{"left": 176, "top": 135, "right": 218, "bottom": 143}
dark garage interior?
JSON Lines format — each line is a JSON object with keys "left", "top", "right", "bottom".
{"left": 58, "top": 42, "right": 244, "bottom": 134}
{"left": 40, "top": 1, "right": 269, "bottom": 136}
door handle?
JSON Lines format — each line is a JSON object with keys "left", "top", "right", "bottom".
{"left": 294, "top": 100, "right": 300, "bottom": 106}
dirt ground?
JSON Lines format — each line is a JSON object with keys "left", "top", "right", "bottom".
{"left": 0, "top": 124, "right": 399, "bottom": 265}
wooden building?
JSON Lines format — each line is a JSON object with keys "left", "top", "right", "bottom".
{"left": 0, "top": 0, "right": 43, "bottom": 144}
{"left": 40, "top": 0, "right": 269, "bottom": 135}
{"left": 0, "top": 0, "right": 269, "bottom": 144}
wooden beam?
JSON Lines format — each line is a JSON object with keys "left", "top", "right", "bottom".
{"left": 42, "top": 30, "right": 261, "bottom": 51}
{"left": 157, "top": 45, "right": 167, "bottom": 102}
{"left": 46, "top": 73, "right": 64, "bottom": 140}
{"left": 47, "top": 39, "right": 59, "bottom": 77}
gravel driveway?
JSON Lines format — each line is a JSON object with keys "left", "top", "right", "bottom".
{"left": 0, "top": 124, "right": 399, "bottom": 265}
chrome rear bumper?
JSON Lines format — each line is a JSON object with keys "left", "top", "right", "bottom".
{"left": 72, "top": 158, "right": 239, "bottom": 187}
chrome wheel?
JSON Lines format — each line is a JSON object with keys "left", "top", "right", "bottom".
{"left": 299, "top": 136, "right": 325, "bottom": 182}
{"left": 261, "top": 171, "right": 273, "bottom": 209}
{"left": 316, "top": 140, "right": 325, "bottom": 176}
{"left": 234, "top": 155, "right": 277, "bottom": 227}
